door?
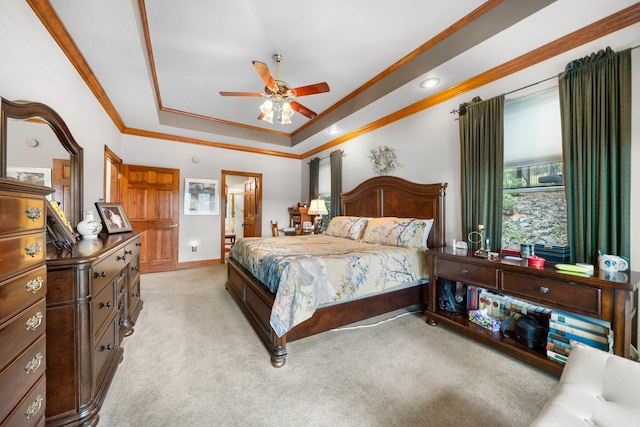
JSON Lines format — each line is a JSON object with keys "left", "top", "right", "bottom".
{"left": 120, "top": 164, "right": 180, "bottom": 273}
{"left": 221, "top": 171, "right": 261, "bottom": 258}
{"left": 243, "top": 177, "right": 257, "bottom": 237}
{"left": 52, "top": 158, "right": 71, "bottom": 219}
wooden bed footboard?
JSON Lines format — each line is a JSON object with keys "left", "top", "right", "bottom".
{"left": 226, "top": 256, "right": 428, "bottom": 367}
{"left": 226, "top": 256, "right": 287, "bottom": 367}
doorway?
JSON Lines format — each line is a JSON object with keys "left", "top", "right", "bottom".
{"left": 221, "top": 170, "right": 262, "bottom": 259}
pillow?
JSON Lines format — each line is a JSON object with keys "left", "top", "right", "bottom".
{"left": 324, "top": 216, "right": 369, "bottom": 240}
{"left": 360, "top": 217, "right": 432, "bottom": 248}
{"left": 420, "top": 219, "right": 434, "bottom": 248}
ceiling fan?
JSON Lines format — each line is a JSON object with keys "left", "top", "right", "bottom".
{"left": 219, "top": 53, "right": 330, "bottom": 124}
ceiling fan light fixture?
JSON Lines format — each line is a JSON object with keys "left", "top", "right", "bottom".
{"left": 260, "top": 99, "right": 274, "bottom": 124}
{"left": 420, "top": 77, "right": 440, "bottom": 89}
{"left": 281, "top": 102, "right": 294, "bottom": 124}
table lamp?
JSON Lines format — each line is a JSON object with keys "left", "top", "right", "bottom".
{"left": 308, "top": 199, "right": 328, "bottom": 233}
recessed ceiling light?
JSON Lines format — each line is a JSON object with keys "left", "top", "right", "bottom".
{"left": 420, "top": 78, "right": 440, "bottom": 89}
{"left": 327, "top": 128, "right": 340, "bottom": 135}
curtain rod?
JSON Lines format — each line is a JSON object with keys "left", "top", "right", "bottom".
{"left": 451, "top": 44, "right": 639, "bottom": 115}
{"left": 306, "top": 151, "right": 346, "bottom": 164}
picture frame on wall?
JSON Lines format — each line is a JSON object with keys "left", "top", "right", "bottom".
{"left": 95, "top": 202, "right": 133, "bottom": 234}
{"left": 7, "top": 166, "right": 52, "bottom": 188}
{"left": 184, "top": 178, "right": 219, "bottom": 215}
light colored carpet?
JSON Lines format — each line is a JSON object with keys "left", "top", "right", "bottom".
{"left": 99, "top": 265, "right": 557, "bottom": 427}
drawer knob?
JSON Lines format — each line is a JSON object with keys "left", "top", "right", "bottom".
{"left": 25, "top": 352, "right": 44, "bottom": 374}
{"left": 25, "top": 276, "right": 44, "bottom": 294}
{"left": 25, "top": 206, "right": 43, "bottom": 221}
{"left": 98, "top": 271, "right": 107, "bottom": 278}
{"left": 25, "top": 395, "right": 43, "bottom": 419}
{"left": 125, "top": 249, "right": 133, "bottom": 255}
{"left": 132, "top": 266, "right": 140, "bottom": 271}
{"left": 101, "top": 301, "right": 112, "bottom": 308}
{"left": 25, "top": 312, "right": 43, "bottom": 331}
{"left": 25, "top": 242, "right": 42, "bottom": 257}
{"left": 539, "top": 286, "right": 550, "bottom": 294}
{"left": 133, "top": 292, "right": 140, "bottom": 298}
{"left": 461, "top": 269, "right": 469, "bottom": 274}
{"left": 103, "top": 343, "right": 113, "bottom": 351}
{"left": 136, "top": 242, "right": 142, "bottom": 247}
{"left": 117, "top": 255, "right": 126, "bottom": 261}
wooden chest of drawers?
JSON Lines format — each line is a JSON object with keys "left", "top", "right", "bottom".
{"left": 0, "top": 179, "right": 51, "bottom": 426}
{"left": 45, "top": 232, "right": 142, "bottom": 427}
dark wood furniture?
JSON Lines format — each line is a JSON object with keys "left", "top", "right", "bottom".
{"left": 44, "top": 232, "right": 142, "bottom": 426}
{"left": 0, "top": 179, "right": 52, "bottom": 426}
{"left": 427, "top": 248, "right": 639, "bottom": 376}
{"left": 227, "top": 176, "right": 447, "bottom": 367}
{"left": 287, "top": 205, "right": 311, "bottom": 235}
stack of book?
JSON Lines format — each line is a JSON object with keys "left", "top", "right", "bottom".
{"left": 546, "top": 309, "right": 612, "bottom": 365}
{"left": 467, "top": 285, "right": 551, "bottom": 327}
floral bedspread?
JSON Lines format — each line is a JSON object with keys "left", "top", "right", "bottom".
{"left": 230, "top": 234, "right": 427, "bottom": 337}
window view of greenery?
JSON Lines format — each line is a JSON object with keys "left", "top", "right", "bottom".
{"left": 502, "top": 161, "right": 568, "bottom": 250}
{"left": 501, "top": 87, "right": 568, "bottom": 252}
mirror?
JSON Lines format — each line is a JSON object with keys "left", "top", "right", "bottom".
{"left": 1, "top": 98, "right": 83, "bottom": 226}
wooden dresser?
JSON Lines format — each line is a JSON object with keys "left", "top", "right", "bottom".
{"left": 44, "top": 232, "right": 142, "bottom": 427}
{"left": 0, "top": 179, "right": 52, "bottom": 426}
{"left": 427, "top": 248, "right": 639, "bottom": 376}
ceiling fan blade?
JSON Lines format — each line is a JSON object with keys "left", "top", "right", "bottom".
{"left": 291, "top": 82, "right": 330, "bottom": 97}
{"left": 252, "top": 61, "right": 277, "bottom": 92}
{"left": 289, "top": 101, "right": 317, "bottom": 119}
{"left": 219, "top": 91, "right": 263, "bottom": 97}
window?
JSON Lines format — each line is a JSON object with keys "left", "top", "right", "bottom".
{"left": 502, "top": 88, "right": 568, "bottom": 250}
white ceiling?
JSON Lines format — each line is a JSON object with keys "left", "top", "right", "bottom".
{"left": 45, "top": 0, "right": 639, "bottom": 156}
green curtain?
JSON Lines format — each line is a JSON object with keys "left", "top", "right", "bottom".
{"left": 309, "top": 157, "right": 320, "bottom": 202}
{"left": 459, "top": 95, "right": 504, "bottom": 252}
{"left": 558, "top": 47, "right": 631, "bottom": 264}
{"left": 330, "top": 150, "right": 343, "bottom": 217}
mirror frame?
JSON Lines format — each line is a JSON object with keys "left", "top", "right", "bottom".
{"left": 0, "top": 98, "right": 84, "bottom": 225}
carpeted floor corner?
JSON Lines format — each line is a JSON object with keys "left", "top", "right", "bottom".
{"left": 99, "top": 265, "right": 557, "bottom": 426}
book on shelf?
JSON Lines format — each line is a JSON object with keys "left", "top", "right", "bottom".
{"left": 549, "top": 320, "right": 611, "bottom": 342}
{"left": 549, "top": 324, "right": 611, "bottom": 352}
{"left": 546, "top": 338, "right": 572, "bottom": 357}
{"left": 551, "top": 309, "right": 611, "bottom": 336}
{"left": 546, "top": 349, "right": 568, "bottom": 365}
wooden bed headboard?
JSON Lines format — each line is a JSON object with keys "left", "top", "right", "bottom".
{"left": 341, "top": 176, "right": 447, "bottom": 249}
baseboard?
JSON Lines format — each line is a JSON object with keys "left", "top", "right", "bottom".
{"left": 178, "top": 259, "right": 223, "bottom": 269}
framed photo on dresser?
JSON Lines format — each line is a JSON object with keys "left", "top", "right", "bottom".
{"left": 95, "top": 202, "right": 132, "bottom": 234}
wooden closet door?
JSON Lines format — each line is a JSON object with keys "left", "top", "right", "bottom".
{"left": 120, "top": 164, "right": 180, "bottom": 273}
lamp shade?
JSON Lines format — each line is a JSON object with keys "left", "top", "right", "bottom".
{"left": 307, "top": 199, "right": 328, "bottom": 215}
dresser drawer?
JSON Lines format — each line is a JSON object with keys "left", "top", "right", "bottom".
{"left": 93, "top": 316, "right": 119, "bottom": 384}
{"left": 0, "top": 234, "right": 45, "bottom": 281}
{"left": 92, "top": 250, "right": 125, "bottom": 293}
{"left": 0, "top": 266, "right": 47, "bottom": 325}
{"left": 0, "top": 299, "right": 46, "bottom": 369}
{"left": 129, "top": 254, "right": 140, "bottom": 285}
{"left": 0, "top": 335, "right": 45, "bottom": 422}
{"left": 502, "top": 271, "right": 603, "bottom": 315}
{"left": 436, "top": 258, "right": 499, "bottom": 288}
{"left": 0, "top": 194, "right": 45, "bottom": 235}
{"left": 92, "top": 279, "right": 117, "bottom": 340}
{"left": 1, "top": 373, "right": 45, "bottom": 427}
{"left": 124, "top": 238, "right": 141, "bottom": 262}
{"left": 129, "top": 277, "right": 142, "bottom": 320}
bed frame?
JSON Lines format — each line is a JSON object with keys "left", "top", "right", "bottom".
{"left": 225, "top": 176, "right": 447, "bottom": 367}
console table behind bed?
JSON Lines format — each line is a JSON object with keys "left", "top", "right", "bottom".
{"left": 226, "top": 176, "right": 447, "bottom": 367}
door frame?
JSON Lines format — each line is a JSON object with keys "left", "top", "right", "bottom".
{"left": 221, "top": 170, "right": 262, "bottom": 257}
